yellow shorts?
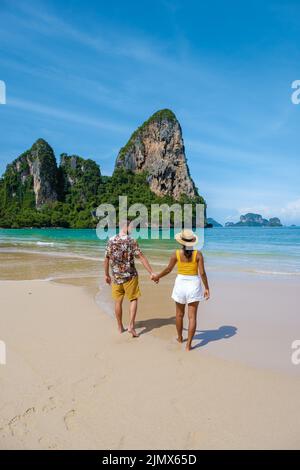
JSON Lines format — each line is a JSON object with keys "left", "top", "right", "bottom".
{"left": 112, "top": 276, "right": 141, "bottom": 301}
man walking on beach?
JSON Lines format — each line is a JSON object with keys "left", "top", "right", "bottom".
{"left": 104, "top": 220, "right": 155, "bottom": 337}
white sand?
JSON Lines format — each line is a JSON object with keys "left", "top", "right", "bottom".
{"left": 1, "top": 279, "right": 300, "bottom": 449}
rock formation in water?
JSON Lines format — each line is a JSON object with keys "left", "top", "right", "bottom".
{"left": 115, "top": 109, "right": 198, "bottom": 200}
{"left": 206, "top": 217, "right": 223, "bottom": 227}
{"left": 226, "top": 213, "right": 282, "bottom": 227}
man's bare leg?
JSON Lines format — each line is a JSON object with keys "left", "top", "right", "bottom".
{"left": 128, "top": 298, "right": 139, "bottom": 337}
{"left": 115, "top": 298, "right": 125, "bottom": 333}
{"left": 186, "top": 301, "right": 199, "bottom": 351}
{"left": 175, "top": 302, "right": 185, "bottom": 343}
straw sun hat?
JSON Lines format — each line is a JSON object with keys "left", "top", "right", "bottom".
{"left": 175, "top": 229, "right": 198, "bottom": 247}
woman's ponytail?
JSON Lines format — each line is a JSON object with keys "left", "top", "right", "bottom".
{"left": 183, "top": 244, "right": 193, "bottom": 259}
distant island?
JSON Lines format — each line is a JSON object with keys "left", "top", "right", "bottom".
{"left": 225, "top": 213, "right": 282, "bottom": 227}
{"left": 0, "top": 109, "right": 208, "bottom": 229}
{"left": 206, "top": 218, "right": 223, "bottom": 227}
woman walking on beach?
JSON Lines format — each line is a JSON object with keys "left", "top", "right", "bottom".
{"left": 152, "top": 229, "right": 210, "bottom": 351}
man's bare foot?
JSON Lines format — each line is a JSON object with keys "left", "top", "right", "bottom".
{"left": 128, "top": 328, "right": 139, "bottom": 338}
{"left": 176, "top": 336, "right": 183, "bottom": 343}
{"left": 118, "top": 325, "right": 125, "bottom": 333}
{"left": 186, "top": 343, "right": 192, "bottom": 351}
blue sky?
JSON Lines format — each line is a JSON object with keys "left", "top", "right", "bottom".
{"left": 0, "top": 0, "right": 300, "bottom": 224}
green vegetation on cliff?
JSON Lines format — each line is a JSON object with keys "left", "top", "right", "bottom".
{"left": 0, "top": 132, "right": 206, "bottom": 228}
{"left": 59, "top": 154, "right": 102, "bottom": 204}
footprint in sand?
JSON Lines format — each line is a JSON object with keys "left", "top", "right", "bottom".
{"left": 2, "top": 407, "right": 36, "bottom": 438}
{"left": 38, "top": 436, "right": 59, "bottom": 449}
{"left": 42, "top": 396, "right": 57, "bottom": 413}
{"left": 92, "top": 375, "right": 107, "bottom": 389}
{"left": 71, "top": 374, "right": 108, "bottom": 396}
{"left": 63, "top": 409, "right": 77, "bottom": 431}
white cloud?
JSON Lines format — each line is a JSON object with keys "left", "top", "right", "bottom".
{"left": 187, "top": 139, "right": 288, "bottom": 169}
{"left": 236, "top": 199, "right": 300, "bottom": 225}
{"left": 5, "top": 1, "right": 170, "bottom": 66}
{"left": 280, "top": 199, "right": 300, "bottom": 223}
{"left": 9, "top": 97, "right": 129, "bottom": 133}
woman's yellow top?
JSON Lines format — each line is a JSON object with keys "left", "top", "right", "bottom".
{"left": 176, "top": 249, "right": 198, "bottom": 275}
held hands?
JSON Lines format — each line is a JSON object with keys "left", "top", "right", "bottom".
{"left": 204, "top": 288, "right": 210, "bottom": 300}
{"left": 150, "top": 272, "right": 159, "bottom": 284}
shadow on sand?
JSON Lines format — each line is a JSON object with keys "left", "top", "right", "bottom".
{"left": 136, "top": 316, "right": 175, "bottom": 335}
{"left": 186, "top": 325, "right": 237, "bottom": 350}
{"left": 136, "top": 318, "right": 237, "bottom": 349}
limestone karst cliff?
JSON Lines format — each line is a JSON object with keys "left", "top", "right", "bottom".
{"left": 0, "top": 109, "right": 206, "bottom": 227}
{"left": 2, "top": 139, "right": 58, "bottom": 209}
{"left": 115, "top": 109, "right": 198, "bottom": 200}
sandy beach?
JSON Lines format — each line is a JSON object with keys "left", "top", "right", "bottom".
{"left": 1, "top": 0, "right": 300, "bottom": 453}
{"left": 1, "top": 275, "right": 300, "bottom": 450}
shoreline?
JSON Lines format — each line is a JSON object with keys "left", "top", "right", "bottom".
{"left": 0, "top": 256, "right": 299, "bottom": 376}
{"left": 1, "top": 248, "right": 300, "bottom": 281}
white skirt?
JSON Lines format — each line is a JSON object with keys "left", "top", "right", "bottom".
{"left": 171, "top": 274, "right": 204, "bottom": 304}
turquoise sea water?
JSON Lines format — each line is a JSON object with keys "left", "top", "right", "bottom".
{"left": 0, "top": 226, "right": 299, "bottom": 279}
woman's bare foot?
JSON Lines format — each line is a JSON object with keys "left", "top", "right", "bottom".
{"left": 176, "top": 336, "right": 183, "bottom": 343}
{"left": 185, "top": 343, "right": 192, "bottom": 351}
{"left": 128, "top": 328, "right": 139, "bottom": 338}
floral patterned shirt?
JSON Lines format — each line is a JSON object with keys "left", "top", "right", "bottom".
{"left": 105, "top": 234, "right": 142, "bottom": 284}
